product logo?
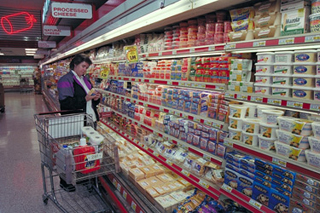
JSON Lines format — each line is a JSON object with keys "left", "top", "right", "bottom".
{"left": 294, "top": 90, "right": 307, "bottom": 97}
{"left": 294, "top": 78, "right": 307, "bottom": 85}
{"left": 84, "top": 157, "right": 96, "bottom": 169}
{"left": 315, "top": 92, "right": 320, "bottom": 100}
{"left": 295, "top": 66, "right": 307, "bottom": 73}
{"left": 296, "top": 54, "right": 310, "bottom": 61}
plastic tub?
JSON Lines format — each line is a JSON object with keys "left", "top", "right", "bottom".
{"left": 310, "top": 13, "right": 320, "bottom": 32}
{"left": 316, "top": 77, "right": 320, "bottom": 88}
{"left": 293, "top": 64, "right": 316, "bottom": 75}
{"left": 292, "top": 86, "right": 314, "bottom": 100}
{"left": 261, "top": 109, "right": 284, "bottom": 125}
{"left": 275, "top": 141, "right": 306, "bottom": 162}
{"left": 295, "top": 50, "right": 317, "bottom": 63}
{"left": 243, "top": 118, "right": 260, "bottom": 134}
{"left": 314, "top": 88, "right": 320, "bottom": 100}
{"left": 273, "top": 64, "right": 292, "bottom": 75}
{"left": 228, "top": 127, "right": 242, "bottom": 141}
{"left": 272, "top": 75, "right": 292, "bottom": 86}
{"left": 257, "top": 52, "right": 275, "bottom": 63}
{"left": 312, "top": 122, "right": 320, "bottom": 139}
{"left": 312, "top": 0, "right": 320, "bottom": 14}
{"left": 276, "top": 129, "right": 310, "bottom": 149}
{"left": 229, "top": 104, "right": 248, "bottom": 119}
{"left": 271, "top": 86, "right": 291, "bottom": 97}
{"left": 260, "top": 122, "right": 278, "bottom": 138}
{"left": 275, "top": 51, "right": 294, "bottom": 63}
{"left": 255, "top": 74, "right": 272, "bottom": 84}
{"left": 278, "top": 116, "right": 313, "bottom": 136}
{"left": 256, "top": 64, "right": 274, "bottom": 74}
{"left": 308, "top": 136, "right": 320, "bottom": 153}
{"left": 242, "top": 131, "right": 259, "bottom": 146}
{"left": 293, "top": 75, "right": 315, "bottom": 87}
{"left": 306, "top": 150, "right": 320, "bottom": 168}
{"left": 242, "top": 102, "right": 257, "bottom": 118}
{"left": 229, "top": 116, "right": 243, "bottom": 130}
{"left": 258, "top": 135, "right": 276, "bottom": 151}
{"left": 257, "top": 105, "right": 275, "bottom": 119}
{"left": 254, "top": 85, "right": 271, "bottom": 95}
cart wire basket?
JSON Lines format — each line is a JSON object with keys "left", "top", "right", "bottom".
{"left": 34, "top": 111, "right": 120, "bottom": 213}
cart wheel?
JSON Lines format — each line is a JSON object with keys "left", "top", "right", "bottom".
{"left": 42, "top": 195, "right": 48, "bottom": 205}
{"left": 0, "top": 108, "right": 4, "bottom": 113}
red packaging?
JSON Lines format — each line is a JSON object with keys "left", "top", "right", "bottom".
{"left": 198, "top": 25, "right": 206, "bottom": 34}
{"left": 74, "top": 145, "right": 100, "bottom": 174}
{"left": 180, "top": 22, "right": 188, "bottom": 27}
{"left": 224, "top": 33, "right": 230, "bottom": 43}
{"left": 216, "top": 11, "right": 227, "bottom": 23}
{"left": 205, "top": 31, "right": 215, "bottom": 38}
{"left": 215, "top": 23, "right": 224, "bottom": 33}
{"left": 205, "top": 14, "right": 216, "bottom": 23}
{"left": 214, "top": 33, "right": 224, "bottom": 44}
{"left": 205, "top": 38, "right": 215, "bottom": 45}
{"left": 224, "top": 21, "right": 232, "bottom": 33}
{"left": 206, "top": 23, "right": 215, "bottom": 32}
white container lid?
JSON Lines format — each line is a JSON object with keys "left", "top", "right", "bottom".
{"left": 310, "top": 13, "right": 320, "bottom": 19}
{"left": 255, "top": 73, "right": 273, "bottom": 76}
{"left": 272, "top": 74, "right": 292, "bottom": 77}
{"left": 294, "top": 50, "right": 317, "bottom": 53}
{"left": 228, "top": 116, "right": 242, "bottom": 120}
{"left": 242, "top": 131, "right": 259, "bottom": 136}
{"left": 292, "top": 74, "right": 316, "bottom": 78}
{"left": 80, "top": 138, "right": 87, "bottom": 146}
{"left": 228, "top": 126, "right": 242, "bottom": 132}
{"left": 275, "top": 51, "right": 294, "bottom": 54}
{"left": 257, "top": 52, "right": 275, "bottom": 55}
{"left": 255, "top": 63, "right": 275, "bottom": 66}
{"left": 291, "top": 86, "right": 314, "bottom": 90}
{"left": 273, "top": 63, "right": 293, "bottom": 66}
{"left": 259, "top": 122, "right": 278, "bottom": 128}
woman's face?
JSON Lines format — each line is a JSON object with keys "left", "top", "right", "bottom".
{"left": 74, "top": 61, "right": 90, "bottom": 77}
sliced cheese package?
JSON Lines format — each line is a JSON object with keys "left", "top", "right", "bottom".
{"left": 152, "top": 164, "right": 165, "bottom": 175}
{"left": 170, "top": 191, "right": 189, "bottom": 203}
{"left": 129, "top": 168, "right": 145, "bottom": 181}
{"left": 140, "top": 166, "right": 156, "bottom": 178}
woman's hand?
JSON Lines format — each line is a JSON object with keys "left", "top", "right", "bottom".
{"left": 93, "top": 92, "right": 101, "bottom": 101}
{"left": 85, "top": 94, "right": 95, "bottom": 102}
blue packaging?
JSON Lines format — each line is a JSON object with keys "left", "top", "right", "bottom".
{"left": 226, "top": 151, "right": 246, "bottom": 163}
{"left": 254, "top": 176, "right": 272, "bottom": 188}
{"left": 255, "top": 158, "right": 274, "bottom": 171}
{"left": 226, "top": 158, "right": 241, "bottom": 168}
{"left": 207, "top": 140, "right": 216, "bottom": 155}
{"left": 239, "top": 169, "right": 255, "bottom": 179}
{"left": 252, "top": 182, "right": 270, "bottom": 206}
{"left": 272, "top": 170, "right": 296, "bottom": 182}
{"left": 224, "top": 168, "right": 239, "bottom": 190}
{"left": 237, "top": 174, "right": 254, "bottom": 198}
{"left": 255, "top": 170, "right": 273, "bottom": 182}
{"left": 271, "top": 184, "right": 292, "bottom": 197}
{"left": 240, "top": 156, "right": 255, "bottom": 169}
{"left": 240, "top": 164, "right": 255, "bottom": 173}
{"left": 209, "top": 128, "right": 218, "bottom": 141}
{"left": 226, "top": 163, "right": 240, "bottom": 173}
{"left": 268, "top": 188, "right": 290, "bottom": 212}
{"left": 256, "top": 165, "right": 273, "bottom": 175}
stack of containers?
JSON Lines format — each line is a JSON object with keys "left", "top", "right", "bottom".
{"left": 205, "top": 14, "right": 215, "bottom": 45}
{"left": 228, "top": 104, "right": 249, "bottom": 143}
{"left": 228, "top": 7, "right": 254, "bottom": 42}
{"left": 255, "top": 52, "right": 275, "bottom": 96}
{"left": 310, "top": 0, "right": 320, "bottom": 33}
{"left": 179, "top": 22, "right": 188, "bottom": 48}
{"left": 187, "top": 19, "right": 198, "bottom": 47}
{"left": 228, "top": 59, "right": 253, "bottom": 93}
{"left": 293, "top": 50, "right": 317, "bottom": 100}
{"left": 258, "top": 109, "right": 284, "bottom": 152}
{"left": 172, "top": 25, "right": 180, "bottom": 49}
{"left": 196, "top": 17, "right": 206, "bottom": 46}
{"left": 164, "top": 27, "right": 173, "bottom": 50}
{"left": 215, "top": 11, "right": 227, "bottom": 44}
{"left": 305, "top": 121, "right": 320, "bottom": 168}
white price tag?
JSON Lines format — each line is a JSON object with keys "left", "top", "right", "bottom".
{"left": 154, "top": 153, "right": 159, "bottom": 157}
{"left": 167, "top": 81, "right": 172, "bottom": 85}
{"left": 218, "top": 86, "right": 225, "bottom": 90}
{"left": 305, "top": 35, "right": 320, "bottom": 42}
{"left": 249, "top": 199, "right": 262, "bottom": 209}
{"left": 166, "top": 159, "right": 173, "bottom": 166}
{"left": 225, "top": 43, "right": 236, "bottom": 49}
{"left": 203, "top": 154, "right": 211, "bottom": 161}
{"left": 237, "top": 94, "right": 243, "bottom": 100}
{"left": 123, "top": 191, "right": 127, "bottom": 199}
{"left": 221, "top": 183, "right": 233, "bottom": 193}
{"left": 182, "top": 114, "right": 188, "bottom": 119}
{"left": 278, "top": 38, "right": 294, "bottom": 45}
{"left": 267, "top": 99, "right": 274, "bottom": 105}
{"left": 208, "top": 46, "right": 215, "bottom": 51}
{"left": 204, "top": 120, "right": 213, "bottom": 126}
{"left": 194, "top": 117, "right": 201, "bottom": 123}
{"left": 181, "top": 169, "right": 190, "bottom": 177}
{"left": 158, "top": 52, "right": 162, "bottom": 56}
{"left": 186, "top": 82, "right": 192, "bottom": 87}
{"left": 200, "top": 84, "right": 206, "bottom": 89}
{"left": 160, "top": 107, "right": 164, "bottom": 112}
{"left": 179, "top": 82, "right": 185, "bottom": 86}
{"left": 172, "top": 50, "right": 177, "bottom": 55}
{"left": 273, "top": 99, "right": 281, "bottom": 106}
{"left": 86, "top": 153, "right": 103, "bottom": 161}
{"left": 199, "top": 180, "right": 210, "bottom": 189}
{"left": 112, "top": 179, "right": 117, "bottom": 186}
{"left": 150, "top": 79, "right": 154, "bottom": 83}
{"left": 272, "top": 157, "right": 287, "bottom": 167}
{"left": 287, "top": 101, "right": 302, "bottom": 109}
{"left": 253, "top": 40, "right": 266, "bottom": 47}
{"left": 310, "top": 104, "right": 320, "bottom": 111}
{"left": 117, "top": 183, "right": 121, "bottom": 191}
{"left": 131, "top": 201, "right": 137, "bottom": 211}
{"left": 190, "top": 48, "right": 195, "bottom": 53}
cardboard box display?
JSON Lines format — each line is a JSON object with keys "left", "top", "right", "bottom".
{"left": 224, "top": 168, "right": 240, "bottom": 189}
{"left": 293, "top": 186, "right": 320, "bottom": 202}
{"left": 295, "top": 180, "right": 320, "bottom": 195}
{"left": 237, "top": 174, "right": 254, "bottom": 197}
{"left": 252, "top": 182, "right": 270, "bottom": 206}
{"left": 296, "top": 173, "right": 320, "bottom": 188}
{"left": 268, "top": 188, "right": 290, "bottom": 212}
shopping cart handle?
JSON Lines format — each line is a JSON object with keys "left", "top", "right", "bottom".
{"left": 37, "top": 109, "right": 84, "bottom": 115}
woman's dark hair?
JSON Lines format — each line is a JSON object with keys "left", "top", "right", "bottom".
{"left": 70, "top": 54, "right": 92, "bottom": 70}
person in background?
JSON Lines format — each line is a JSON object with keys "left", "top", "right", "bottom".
{"left": 57, "top": 54, "right": 101, "bottom": 191}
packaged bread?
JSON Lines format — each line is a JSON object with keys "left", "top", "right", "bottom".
{"left": 129, "top": 168, "right": 145, "bottom": 181}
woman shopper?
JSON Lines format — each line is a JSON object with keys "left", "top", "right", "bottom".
{"left": 57, "top": 54, "right": 101, "bottom": 191}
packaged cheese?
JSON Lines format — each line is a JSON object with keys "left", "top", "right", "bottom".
{"left": 157, "top": 173, "right": 175, "bottom": 182}
{"left": 152, "top": 164, "right": 165, "bottom": 175}
{"left": 140, "top": 166, "right": 156, "bottom": 178}
{"left": 255, "top": 0, "right": 280, "bottom": 16}
{"left": 145, "top": 177, "right": 163, "bottom": 186}
{"left": 281, "top": 7, "right": 310, "bottom": 36}
{"left": 138, "top": 179, "right": 151, "bottom": 189}
{"left": 146, "top": 187, "right": 160, "bottom": 198}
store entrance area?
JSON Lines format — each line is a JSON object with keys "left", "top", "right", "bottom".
{"left": 0, "top": 92, "right": 60, "bottom": 213}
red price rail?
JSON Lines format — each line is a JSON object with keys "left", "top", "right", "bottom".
{"left": 225, "top": 139, "right": 320, "bottom": 181}
{"left": 224, "top": 32, "right": 320, "bottom": 51}
{"left": 108, "top": 76, "right": 226, "bottom": 91}
{"left": 102, "top": 107, "right": 224, "bottom": 166}
{"left": 100, "top": 120, "right": 221, "bottom": 200}
{"left": 225, "top": 91, "right": 320, "bottom": 113}
{"left": 99, "top": 90, "right": 227, "bottom": 131}
{"left": 220, "top": 184, "right": 275, "bottom": 213}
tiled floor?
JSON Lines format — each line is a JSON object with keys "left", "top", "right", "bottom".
{"left": 0, "top": 92, "right": 60, "bottom": 213}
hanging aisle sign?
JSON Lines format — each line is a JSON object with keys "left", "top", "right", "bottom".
{"left": 43, "top": 25, "right": 71, "bottom": 36}
{"left": 51, "top": 2, "right": 92, "bottom": 19}
{"left": 124, "top": 45, "right": 139, "bottom": 63}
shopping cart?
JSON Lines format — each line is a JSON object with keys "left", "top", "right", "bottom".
{"left": 34, "top": 111, "right": 120, "bottom": 213}
{"left": 20, "top": 78, "right": 33, "bottom": 93}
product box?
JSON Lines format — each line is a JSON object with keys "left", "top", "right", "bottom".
{"left": 240, "top": 156, "right": 255, "bottom": 168}
{"left": 268, "top": 188, "right": 290, "bottom": 212}
{"left": 295, "top": 180, "right": 320, "bottom": 195}
{"left": 271, "top": 182, "right": 293, "bottom": 197}
{"left": 224, "top": 168, "right": 240, "bottom": 189}
{"left": 237, "top": 174, "right": 254, "bottom": 197}
{"left": 255, "top": 165, "right": 273, "bottom": 175}
{"left": 252, "top": 182, "right": 270, "bottom": 206}
{"left": 280, "top": 1, "right": 310, "bottom": 11}
{"left": 240, "top": 164, "right": 255, "bottom": 173}
{"left": 226, "top": 158, "right": 241, "bottom": 168}
{"left": 255, "top": 176, "right": 272, "bottom": 188}
{"left": 272, "top": 169, "right": 296, "bottom": 181}
{"left": 281, "top": 7, "right": 310, "bottom": 36}
{"left": 296, "top": 173, "right": 320, "bottom": 188}
{"left": 255, "top": 170, "right": 273, "bottom": 182}
{"left": 293, "top": 186, "right": 320, "bottom": 202}
{"left": 226, "top": 163, "right": 241, "bottom": 173}
{"left": 289, "top": 198, "right": 316, "bottom": 213}
{"left": 239, "top": 169, "right": 255, "bottom": 179}
{"left": 254, "top": 158, "right": 274, "bottom": 171}
{"left": 226, "top": 151, "right": 246, "bottom": 163}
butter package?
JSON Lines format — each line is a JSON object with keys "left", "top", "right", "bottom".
{"left": 281, "top": 7, "right": 310, "bottom": 36}
{"left": 224, "top": 168, "right": 240, "bottom": 189}
{"left": 237, "top": 173, "right": 254, "bottom": 197}
{"left": 268, "top": 188, "right": 290, "bottom": 211}
{"left": 252, "top": 182, "right": 270, "bottom": 206}
{"left": 289, "top": 198, "right": 317, "bottom": 213}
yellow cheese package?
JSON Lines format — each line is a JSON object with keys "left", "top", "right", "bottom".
{"left": 229, "top": 7, "right": 255, "bottom": 22}
{"left": 145, "top": 177, "right": 163, "bottom": 186}
{"left": 137, "top": 179, "right": 151, "bottom": 189}
{"left": 145, "top": 187, "right": 160, "bottom": 198}
{"left": 129, "top": 168, "right": 145, "bottom": 181}
{"left": 157, "top": 173, "right": 175, "bottom": 183}
{"left": 152, "top": 164, "right": 165, "bottom": 175}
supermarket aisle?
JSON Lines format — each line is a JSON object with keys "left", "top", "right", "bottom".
{"left": 0, "top": 92, "right": 60, "bottom": 213}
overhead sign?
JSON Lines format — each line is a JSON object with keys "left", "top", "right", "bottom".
{"left": 51, "top": 2, "right": 92, "bottom": 19}
{"left": 43, "top": 25, "right": 71, "bottom": 36}
{"left": 38, "top": 41, "right": 56, "bottom": 48}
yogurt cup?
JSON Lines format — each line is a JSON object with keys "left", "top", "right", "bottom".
{"left": 257, "top": 52, "right": 275, "bottom": 63}
{"left": 274, "top": 64, "right": 292, "bottom": 75}
{"left": 229, "top": 116, "right": 243, "bottom": 130}
{"left": 275, "top": 51, "right": 294, "bottom": 63}
{"left": 293, "top": 64, "right": 316, "bottom": 75}
{"left": 255, "top": 74, "right": 272, "bottom": 85}
{"left": 276, "top": 129, "right": 310, "bottom": 149}
{"left": 278, "top": 117, "right": 313, "bottom": 136}
{"left": 271, "top": 86, "right": 291, "bottom": 97}
{"left": 292, "top": 86, "right": 314, "bottom": 100}
{"left": 310, "top": 13, "right": 320, "bottom": 32}
{"left": 275, "top": 141, "right": 306, "bottom": 162}
{"left": 260, "top": 122, "right": 278, "bottom": 138}
{"left": 242, "top": 118, "right": 260, "bottom": 134}
{"left": 258, "top": 135, "right": 276, "bottom": 151}
{"left": 229, "top": 104, "right": 248, "bottom": 119}
{"left": 254, "top": 84, "right": 271, "bottom": 95}
{"left": 308, "top": 136, "right": 320, "bottom": 153}
{"left": 261, "top": 109, "right": 284, "bottom": 125}
{"left": 305, "top": 150, "right": 320, "bottom": 169}
{"left": 311, "top": 122, "right": 320, "bottom": 139}
{"left": 257, "top": 105, "right": 275, "bottom": 119}
{"left": 294, "top": 50, "right": 317, "bottom": 63}
{"left": 255, "top": 64, "right": 274, "bottom": 74}
{"left": 242, "top": 131, "right": 258, "bottom": 146}
{"left": 228, "top": 127, "right": 242, "bottom": 141}
{"left": 272, "top": 75, "right": 292, "bottom": 86}
{"left": 293, "top": 75, "right": 315, "bottom": 87}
